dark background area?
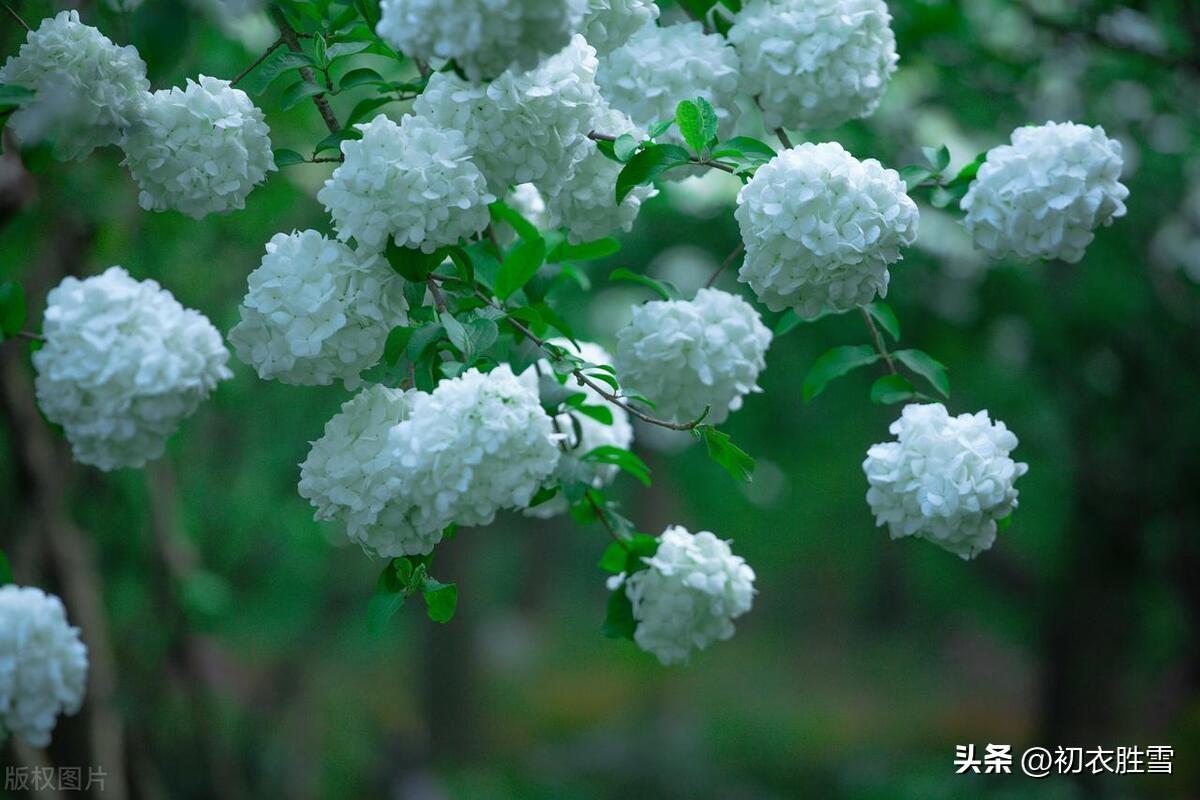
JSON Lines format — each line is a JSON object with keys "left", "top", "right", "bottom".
{"left": 2, "top": 0, "right": 1198, "bottom": 797}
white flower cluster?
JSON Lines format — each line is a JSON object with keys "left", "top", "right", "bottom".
{"left": 961, "top": 121, "right": 1129, "bottom": 263}
{"left": 616, "top": 525, "right": 756, "bottom": 666}
{"left": 229, "top": 230, "right": 408, "bottom": 389}
{"left": 300, "top": 366, "right": 560, "bottom": 557}
{"left": 736, "top": 142, "right": 918, "bottom": 319}
{"left": 33, "top": 267, "right": 232, "bottom": 471}
{"left": 597, "top": 22, "right": 741, "bottom": 147}
{"left": 545, "top": 103, "right": 656, "bottom": 243}
{"left": 581, "top": 0, "right": 660, "bottom": 55}
{"left": 729, "top": 0, "right": 898, "bottom": 131}
{"left": 318, "top": 114, "right": 495, "bottom": 253}
{"left": 376, "top": 0, "right": 585, "bottom": 82}
{"left": 0, "top": 586, "right": 88, "bottom": 748}
{"left": 0, "top": 10, "right": 148, "bottom": 160}
{"left": 414, "top": 36, "right": 602, "bottom": 194}
{"left": 120, "top": 75, "right": 276, "bottom": 219}
{"left": 615, "top": 288, "right": 772, "bottom": 424}
{"left": 863, "top": 403, "right": 1028, "bottom": 560}
{"left": 522, "top": 340, "right": 635, "bottom": 519}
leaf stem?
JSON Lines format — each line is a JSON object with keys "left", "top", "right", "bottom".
{"left": 860, "top": 307, "right": 897, "bottom": 375}
{"left": 705, "top": 242, "right": 744, "bottom": 288}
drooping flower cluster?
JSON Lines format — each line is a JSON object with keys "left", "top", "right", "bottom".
{"left": 0, "top": 586, "right": 89, "bottom": 748}
{"left": 414, "top": 36, "right": 602, "bottom": 194}
{"left": 33, "top": 267, "right": 232, "bottom": 471}
{"left": 729, "top": 0, "right": 898, "bottom": 131}
{"left": 300, "top": 366, "right": 561, "bottom": 558}
{"left": 120, "top": 75, "right": 276, "bottom": 219}
{"left": 615, "top": 288, "right": 772, "bottom": 424}
{"left": 522, "top": 340, "right": 635, "bottom": 519}
{"left": 961, "top": 121, "right": 1129, "bottom": 263}
{"left": 545, "top": 103, "right": 657, "bottom": 243}
{"left": 615, "top": 525, "right": 756, "bottom": 666}
{"left": 318, "top": 114, "right": 495, "bottom": 253}
{"left": 862, "top": 403, "right": 1028, "bottom": 560}
{"left": 581, "top": 0, "right": 660, "bottom": 55}
{"left": 597, "top": 22, "right": 741, "bottom": 147}
{"left": 0, "top": 10, "right": 149, "bottom": 160}
{"left": 229, "top": 230, "right": 408, "bottom": 389}
{"left": 736, "top": 142, "right": 918, "bottom": 319}
{"left": 376, "top": 0, "right": 585, "bottom": 83}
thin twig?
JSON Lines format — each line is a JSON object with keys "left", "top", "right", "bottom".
{"left": 860, "top": 307, "right": 897, "bottom": 375}
{"left": 269, "top": 7, "right": 342, "bottom": 135}
{"left": 588, "top": 131, "right": 739, "bottom": 174}
{"left": 1, "top": 1, "right": 30, "bottom": 32}
{"left": 9, "top": 330, "right": 44, "bottom": 343}
{"left": 585, "top": 490, "right": 629, "bottom": 551}
{"left": 705, "top": 242, "right": 744, "bottom": 288}
{"left": 309, "top": 156, "right": 344, "bottom": 163}
{"left": 426, "top": 276, "right": 447, "bottom": 313}
{"left": 775, "top": 128, "right": 794, "bottom": 149}
{"left": 231, "top": 38, "right": 283, "bottom": 86}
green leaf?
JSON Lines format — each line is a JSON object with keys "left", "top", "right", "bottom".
{"left": 383, "top": 326, "right": 414, "bottom": 365}
{"left": 313, "top": 127, "right": 362, "bottom": 155}
{"left": 0, "top": 281, "right": 27, "bottom": 339}
{"left": 339, "top": 66, "right": 385, "bottom": 90}
{"left": 865, "top": 301, "right": 901, "bottom": 341}
{"left": 280, "top": 79, "right": 326, "bottom": 111}
{"left": 898, "top": 165, "right": 935, "bottom": 191}
{"left": 870, "top": 374, "right": 918, "bottom": 405}
{"left": 464, "top": 317, "right": 499, "bottom": 359}
{"left": 598, "top": 541, "right": 629, "bottom": 574}
{"left": 385, "top": 242, "right": 446, "bottom": 282}
{"left": 696, "top": 97, "right": 720, "bottom": 148}
{"left": 602, "top": 585, "right": 637, "bottom": 640}
{"left": 272, "top": 148, "right": 307, "bottom": 167}
{"left": 240, "top": 50, "right": 313, "bottom": 95}
{"left": 0, "top": 85, "right": 33, "bottom": 109}
{"left": 0, "top": 549, "right": 12, "bottom": 585}
{"left": 647, "top": 119, "right": 674, "bottom": 139}
{"left": 774, "top": 309, "right": 802, "bottom": 337}
{"left": 613, "top": 133, "right": 640, "bottom": 162}
{"left": 489, "top": 200, "right": 539, "bottom": 241}
{"left": 923, "top": 144, "right": 951, "bottom": 172}
{"left": 422, "top": 580, "right": 458, "bottom": 623}
{"left": 946, "top": 151, "right": 988, "bottom": 188}
{"left": 608, "top": 268, "right": 678, "bottom": 301}
{"left": 495, "top": 237, "right": 547, "bottom": 301}
{"left": 528, "top": 485, "right": 560, "bottom": 509}
{"left": 440, "top": 312, "right": 470, "bottom": 356}
{"left": 346, "top": 96, "right": 393, "bottom": 125}
{"left": 366, "top": 562, "right": 406, "bottom": 632}
{"left": 675, "top": 99, "right": 706, "bottom": 155}
{"left": 326, "top": 40, "right": 371, "bottom": 61}
{"left": 997, "top": 514, "right": 1013, "bottom": 532}
{"left": 694, "top": 426, "right": 755, "bottom": 482}
{"left": 803, "top": 345, "right": 880, "bottom": 402}
{"left": 582, "top": 445, "right": 651, "bottom": 487}
{"left": 547, "top": 237, "right": 620, "bottom": 263}
{"left": 570, "top": 402, "right": 614, "bottom": 426}
{"left": 710, "top": 136, "right": 777, "bottom": 162}
{"left": 615, "top": 144, "right": 692, "bottom": 203}
{"left": 894, "top": 349, "right": 950, "bottom": 397}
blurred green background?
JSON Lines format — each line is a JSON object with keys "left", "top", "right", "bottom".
{"left": 2, "top": 0, "right": 1199, "bottom": 797}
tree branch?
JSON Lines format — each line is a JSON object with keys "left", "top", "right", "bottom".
{"left": 705, "top": 242, "right": 744, "bottom": 288}
{"left": 860, "top": 307, "right": 898, "bottom": 375}
{"left": 231, "top": 38, "right": 283, "bottom": 87}
{"left": 1, "top": 0, "right": 30, "bottom": 32}
{"left": 268, "top": 8, "right": 342, "bottom": 135}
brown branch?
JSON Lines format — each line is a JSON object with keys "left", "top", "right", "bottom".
{"left": 269, "top": 7, "right": 342, "bottom": 135}
{"left": 860, "top": 307, "right": 898, "bottom": 375}
{"left": 426, "top": 275, "right": 447, "bottom": 313}
{"left": 231, "top": 38, "right": 283, "bottom": 86}
{"left": 775, "top": 127, "right": 794, "bottom": 149}
{"left": 705, "top": 242, "right": 744, "bottom": 288}
{"left": 1, "top": 0, "right": 31, "bottom": 32}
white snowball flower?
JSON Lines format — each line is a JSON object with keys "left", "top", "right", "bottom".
{"left": 736, "top": 141, "right": 918, "bottom": 319}
{"left": 376, "top": 0, "right": 586, "bottom": 83}
{"left": 0, "top": 10, "right": 148, "bottom": 160}
{"left": 581, "top": 0, "right": 660, "bottom": 55}
{"left": 299, "top": 385, "right": 446, "bottom": 558}
{"left": 33, "top": 267, "right": 232, "bottom": 471}
{"left": 615, "top": 525, "right": 756, "bottom": 666}
{"left": 521, "top": 340, "right": 635, "bottom": 519}
{"left": 391, "top": 365, "right": 562, "bottom": 533}
{"left": 545, "top": 104, "right": 656, "bottom": 243}
{"left": 863, "top": 403, "right": 1029, "bottom": 560}
{"left": 229, "top": 230, "right": 408, "bottom": 389}
{"left": 0, "top": 586, "right": 88, "bottom": 748}
{"left": 615, "top": 288, "right": 772, "bottom": 424}
{"left": 414, "top": 36, "right": 601, "bottom": 195}
{"left": 597, "top": 22, "right": 741, "bottom": 148}
{"left": 961, "top": 121, "right": 1130, "bottom": 263}
{"left": 318, "top": 113, "right": 494, "bottom": 254}
{"left": 120, "top": 75, "right": 275, "bottom": 219}
{"left": 729, "top": 0, "right": 898, "bottom": 131}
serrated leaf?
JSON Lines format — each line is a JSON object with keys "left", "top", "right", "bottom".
{"left": 894, "top": 349, "right": 950, "bottom": 397}
{"left": 696, "top": 97, "right": 719, "bottom": 147}
{"left": 870, "top": 373, "right": 918, "bottom": 404}
{"left": 615, "top": 144, "right": 692, "bottom": 202}
{"left": 240, "top": 50, "right": 313, "bottom": 95}
{"left": 695, "top": 426, "right": 755, "bottom": 482}
{"left": 582, "top": 445, "right": 651, "bottom": 486}
{"left": 422, "top": 580, "right": 458, "bottom": 623}
{"left": 0, "top": 281, "right": 27, "bottom": 339}
{"left": 675, "top": 99, "right": 705, "bottom": 155}
{"left": 803, "top": 345, "right": 880, "bottom": 402}
{"left": 272, "top": 148, "right": 307, "bottom": 167}
{"left": 280, "top": 79, "right": 326, "bottom": 111}
{"left": 608, "top": 268, "right": 679, "bottom": 301}
{"left": 495, "top": 237, "right": 547, "bottom": 301}
{"left": 339, "top": 66, "right": 384, "bottom": 90}
{"left": 865, "top": 301, "right": 901, "bottom": 341}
